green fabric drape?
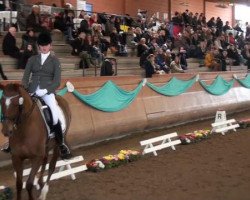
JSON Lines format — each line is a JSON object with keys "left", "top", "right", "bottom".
{"left": 237, "top": 74, "right": 250, "bottom": 88}
{"left": 72, "top": 80, "right": 143, "bottom": 112}
{"left": 146, "top": 76, "right": 197, "bottom": 96}
{"left": 199, "top": 75, "right": 234, "bottom": 95}
{"left": 57, "top": 87, "right": 68, "bottom": 96}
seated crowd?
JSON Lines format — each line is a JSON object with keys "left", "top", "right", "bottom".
{"left": 2, "top": 5, "right": 250, "bottom": 77}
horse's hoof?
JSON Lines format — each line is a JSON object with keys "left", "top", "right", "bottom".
{"left": 1, "top": 146, "right": 11, "bottom": 153}
{"left": 60, "top": 153, "right": 73, "bottom": 160}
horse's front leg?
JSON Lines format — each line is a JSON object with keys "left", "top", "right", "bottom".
{"left": 12, "top": 156, "right": 24, "bottom": 200}
{"left": 26, "top": 156, "right": 43, "bottom": 200}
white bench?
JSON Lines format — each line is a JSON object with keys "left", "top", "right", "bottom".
{"left": 211, "top": 119, "right": 239, "bottom": 135}
{"left": 14, "top": 155, "right": 87, "bottom": 189}
{"left": 140, "top": 132, "right": 181, "bottom": 156}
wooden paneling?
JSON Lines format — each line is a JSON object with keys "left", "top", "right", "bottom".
{"left": 86, "top": 0, "right": 125, "bottom": 15}
{"left": 171, "top": 0, "right": 204, "bottom": 16}
{"left": 205, "top": 1, "right": 233, "bottom": 25}
{"left": 125, "top": 0, "right": 169, "bottom": 20}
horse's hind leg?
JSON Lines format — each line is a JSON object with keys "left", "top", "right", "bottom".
{"left": 38, "top": 154, "right": 48, "bottom": 190}
{"left": 26, "top": 156, "right": 43, "bottom": 200}
{"left": 39, "top": 147, "right": 59, "bottom": 200}
{"left": 12, "top": 156, "right": 24, "bottom": 200}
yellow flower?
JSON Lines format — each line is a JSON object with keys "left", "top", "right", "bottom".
{"left": 103, "top": 155, "right": 114, "bottom": 161}
{"left": 118, "top": 153, "right": 125, "bottom": 160}
{"left": 120, "top": 150, "right": 128, "bottom": 155}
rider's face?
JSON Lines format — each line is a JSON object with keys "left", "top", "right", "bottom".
{"left": 39, "top": 44, "right": 51, "bottom": 54}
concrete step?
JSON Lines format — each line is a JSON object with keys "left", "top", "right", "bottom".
{"left": 0, "top": 30, "right": 65, "bottom": 41}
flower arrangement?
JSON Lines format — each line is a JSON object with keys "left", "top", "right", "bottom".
{"left": 237, "top": 119, "right": 250, "bottom": 129}
{"left": 179, "top": 129, "right": 211, "bottom": 144}
{"left": 86, "top": 150, "right": 141, "bottom": 172}
{"left": 0, "top": 187, "right": 13, "bottom": 200}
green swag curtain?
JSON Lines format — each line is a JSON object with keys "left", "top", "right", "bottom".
{"left": 57, "top": 87, "right": 68, "bottom": 96}
{"left": 72, "top": 80, "right": 143, "bottom": 112}
{"left": 199, "top": 75, "right": 234, "bottom": 96}
{"left": 146, "top": 76, "right": 197, "bottom": 96}
{"left": 237, "top": 74, "right": 250, "bottom": 88}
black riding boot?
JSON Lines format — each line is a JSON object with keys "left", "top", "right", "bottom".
{"left": 1, "top": 142, "right": 11, "bottom": 153}
{"left": 53, "top": 122, "right": 72, "bottom": 159}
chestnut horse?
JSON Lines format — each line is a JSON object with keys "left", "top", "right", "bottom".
{"left": 0, "top": 83, "right": 71, "bottom": 200}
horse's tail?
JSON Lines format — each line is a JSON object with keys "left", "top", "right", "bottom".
{"left": 56, "top": 95, "right": 71, "bottom": 134}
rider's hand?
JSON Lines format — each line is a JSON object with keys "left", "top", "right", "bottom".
{"left": 36, "top": 89, "right": 48, "bottom": 97}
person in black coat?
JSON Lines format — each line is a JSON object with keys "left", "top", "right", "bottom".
{"left": 145, "top": 54, "right": 158, "bottom": 78}
{"left": 79, "top": 15, "right": 91, "bottom": 34}
{"left": 70, "top": 32, "right": 86, "bottom": 56}
{"left": 2, "top": 26, "right": 23, "bottom": 69}
{"left": 26, "top": 5, "right": 43, "bottom": 32}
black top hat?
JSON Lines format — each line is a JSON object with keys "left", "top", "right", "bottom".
{"left": 37, "top": 33, "right": 52, "bottom": 46}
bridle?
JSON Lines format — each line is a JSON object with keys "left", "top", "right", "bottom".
{"left": 1, "top": 93, "right": 36, "bottom": 129}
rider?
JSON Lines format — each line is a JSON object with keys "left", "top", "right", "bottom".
{"left": 1, "top": 32, "right": 71, "bottom": 160}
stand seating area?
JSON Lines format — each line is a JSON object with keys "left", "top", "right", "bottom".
{"left": 0, "top": 31, "right": 248, "bottom": 80}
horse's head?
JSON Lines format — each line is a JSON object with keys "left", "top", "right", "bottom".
{"left": 0, "top": 83, "right": 29, "bottom": 137}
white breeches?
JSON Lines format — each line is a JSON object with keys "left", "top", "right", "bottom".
{"left": 41, "top": 93, "right": 59, "bottom": 125}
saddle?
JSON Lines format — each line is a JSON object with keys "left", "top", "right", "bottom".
{"left": 33, "top": 96, "right": 67, "bottom": 139}
{"left": 35, "top": 97, "right": 54, "bottom": 138}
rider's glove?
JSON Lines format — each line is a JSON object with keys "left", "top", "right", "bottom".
{"left": 36, "top": 89, "right": 48, "bottom": 97}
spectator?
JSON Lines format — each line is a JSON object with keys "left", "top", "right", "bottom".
{"left": 89, "top": 13, "right": 98, "bottom": 27}
{"left": 227, "top": 44, "right": 240, "bottom": 66}
{"left": 219, "top": 50, "right": 228, "bottom": 71}
{"left": 204, "top": 48, "right": 221, "bottom": 71}
{"left": 65, "top": 10, "right": 75, "bottom": 41}
{"left": 155, "top": 48, "right": 170, "bottom": 73}
{"left": 79, "top": 34, "right": 96, "bottom": 68}
{"left": 21, "top": 29, "right": 38, "bottom": 54}
{"left": 79, "top": 14, "right": 91, "bottom": 34}
{"left": 242, "top": 44, "right": 250, "bottom": 70}
{"left": 26, "top": 5, "right": 43, "bottom": 32}
{"left": 223, "top": 21, "right": 231, "bottom": 33}
{"left": 105, "top": 15, "right": 115, "bottom": 36}
{"left": 109, "top": 27, "right": 120, "bottom": 54}
{"left": 144, "top": 54, "right": 159, "bottom": 78}
{"left": 179, "top": 47, "right": 188, "bottom": 70}
{"left": 245, "top": 22, "right": 250, "bottom": 41}
{"left": 0, "top": 1, "right": 6, "bottom": 11}
{"left": 170, "top": 54, "right": 185, "bottom": 73}
{"left": 137, "top": 37, "right": 149, "bottom": 57}
{"left": 126, "top": 27, "right": 137, "bottom": 56}
{"left": 20, "top": 44, "right": 36, "bottom": 69}
{"left": 207, "top": 17, "right": 215, "bottom": 28}
{"left": 70, "top": 32, "right": 86, "bottom": 56}
{"left": 228, "top": 32, "right": 236, "bottom": 45}
{"left": 2, "top": 26, "right": 23, "bottom": 69}
{"left": 79, "top": 10, "right": 86, "bottom": 19}
{"left": 54, "top": 12, "right": 67, "bottom": 33}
